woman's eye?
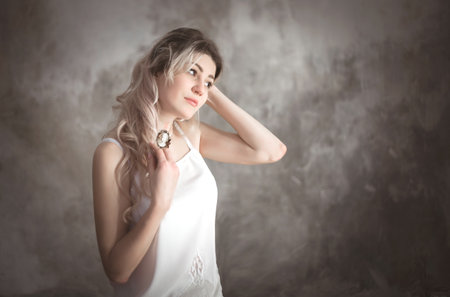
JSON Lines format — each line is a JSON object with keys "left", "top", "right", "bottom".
{"left": 188, "top": 69, "right": 196, "bottom": 76}
{"left": 205, "top": 82, "right": 213, "bottom": 88}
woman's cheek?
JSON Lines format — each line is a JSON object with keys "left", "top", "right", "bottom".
{"left": 199, "top": 98, "right": 209, "bottom": 108}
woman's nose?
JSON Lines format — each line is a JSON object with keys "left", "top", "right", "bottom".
{"left": 192, "top": 82, "right": 205, "bottom": 96}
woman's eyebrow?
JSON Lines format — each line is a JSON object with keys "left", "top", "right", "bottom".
{"left": 194, "top": 63, "right": 215, "bottom": 80}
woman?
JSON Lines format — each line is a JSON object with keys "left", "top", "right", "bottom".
{"left": 92, "top": 27, "right": 286, "bottom": 297}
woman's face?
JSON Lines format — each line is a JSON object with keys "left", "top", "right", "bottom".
{"left": 157, "top": 54, "right": 217, "bottom": 120}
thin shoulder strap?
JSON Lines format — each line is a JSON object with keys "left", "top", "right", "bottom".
{"left": 173, "top": 122, "right": 194, "bottom": 150}
{"left": 102, "top": 137, "right": 123, "bottom": 151}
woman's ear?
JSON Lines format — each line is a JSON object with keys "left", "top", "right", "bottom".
{"left": 154, "top": 72, "right": 164, "bottom": 86}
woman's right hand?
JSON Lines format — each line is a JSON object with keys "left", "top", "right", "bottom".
{"left": 146, "top": 142, "right": 180, "bottom": 213}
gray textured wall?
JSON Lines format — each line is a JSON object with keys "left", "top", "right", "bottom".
{"left": 1, "top": 0, "right": 449, "bottom": 296}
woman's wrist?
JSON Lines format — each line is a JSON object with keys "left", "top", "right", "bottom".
{"left": 207, "top": 85, "right": 226, "bottom": 108}
{"left": 146, "top": 202, "right": 169, "bottom": 221}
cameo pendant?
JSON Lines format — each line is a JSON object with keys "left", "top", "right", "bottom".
{"left": 156, "top": 130, "right": 171, "bottom": 148}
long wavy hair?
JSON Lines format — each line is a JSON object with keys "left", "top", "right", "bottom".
{"left": 108, "top": 27, "right": 223, "bottom": 223}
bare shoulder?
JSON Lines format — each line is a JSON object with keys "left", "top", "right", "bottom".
{"left": 177, "top": 120, "right": 201, "bottom": 150}
{"left": 198, "top": 121, "right": 230, "bottom": 141}
{"left": 94, "top": 140, "right": 123, "bottom": 158}
{"left": 93, "top": 140, "right": 124, "bottom": 172}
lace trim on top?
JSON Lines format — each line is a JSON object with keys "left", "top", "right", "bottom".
{"left": 190, "top": 251, "right": 204, "bottom": 285}
{"left": 178, "top": 251, "right": 223, "bottom": 297}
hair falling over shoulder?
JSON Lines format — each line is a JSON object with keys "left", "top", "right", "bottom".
{"left": 108, "top": 27, "right": 223, "bottom": 223}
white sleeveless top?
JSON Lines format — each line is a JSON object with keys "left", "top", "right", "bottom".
{"left": 102, "top": 124, "right": 223, "bottom": 297}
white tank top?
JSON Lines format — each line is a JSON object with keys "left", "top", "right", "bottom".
{"left": 102, "top": 123, "right": 223, "bottom": 297}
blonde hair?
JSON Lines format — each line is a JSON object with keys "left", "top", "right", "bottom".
{"left": 108, "top": 28, "right": 222, "bottom": 223}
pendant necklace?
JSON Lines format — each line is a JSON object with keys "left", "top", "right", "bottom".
{"left": 156, "top": 124, "right": 173, "bottom": 149}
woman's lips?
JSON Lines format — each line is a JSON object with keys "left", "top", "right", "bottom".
{"left": 184, "top": 97, "right": 198, "bottom": 107}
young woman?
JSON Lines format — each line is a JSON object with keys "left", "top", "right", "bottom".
{"left": 92, "top": 27, "right": 286, "bottom": 297}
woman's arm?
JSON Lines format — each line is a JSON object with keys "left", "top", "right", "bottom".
{"left": 199, "top": 86, "right": 286, "bottom": 164}
{"left": 92, "top": 142, "right": 178, "bottom": 284}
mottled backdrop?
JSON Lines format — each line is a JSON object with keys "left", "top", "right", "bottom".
{"left": 1, "top": 0, "right": 449, "bottom": 296}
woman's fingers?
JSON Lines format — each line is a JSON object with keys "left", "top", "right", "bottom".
{"left": 163, "top": 146, "right": 175, "bottom": 162}
{"left": 149, "top": 140, "right": 175, "bottom": 164}
{"left": 147, "top": 151, "right": 155, "bottom": 170}
{"left": 149, "top": 142, "right": 167, "bottom": 164}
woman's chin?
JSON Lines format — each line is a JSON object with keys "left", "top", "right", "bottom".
{"left": 177, "top": 110, "right": 197, "bottom": 121}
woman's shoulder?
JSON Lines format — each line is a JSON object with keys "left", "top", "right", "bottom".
{"left": 177, "top": 120, "right": 201, "bottom": 150}
{"left": 93, "top": 138, "right": 123, "bottom": 166}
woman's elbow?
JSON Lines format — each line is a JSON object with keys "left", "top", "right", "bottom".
{"left": 269, "top": 142, "right": 287, "bottom": 162}
{"left": 108, "top": 273, "right": 129, "bottom": 285}
{"left": 250, "top": 142, "right": 287, "bottom": 164}
{"left": 261, "top": 142, "right": 286, "bottom": 164}
{"left": 105, "top": 267, "right": 130, "bottom": 285}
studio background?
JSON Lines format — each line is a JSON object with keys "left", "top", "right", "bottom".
{"left": 1, "top": 0, "right": 449, "bottom": 296}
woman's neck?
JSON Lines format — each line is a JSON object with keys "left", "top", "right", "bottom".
{"left": 157, "top": 113, "right": 176, "bottom": 132}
